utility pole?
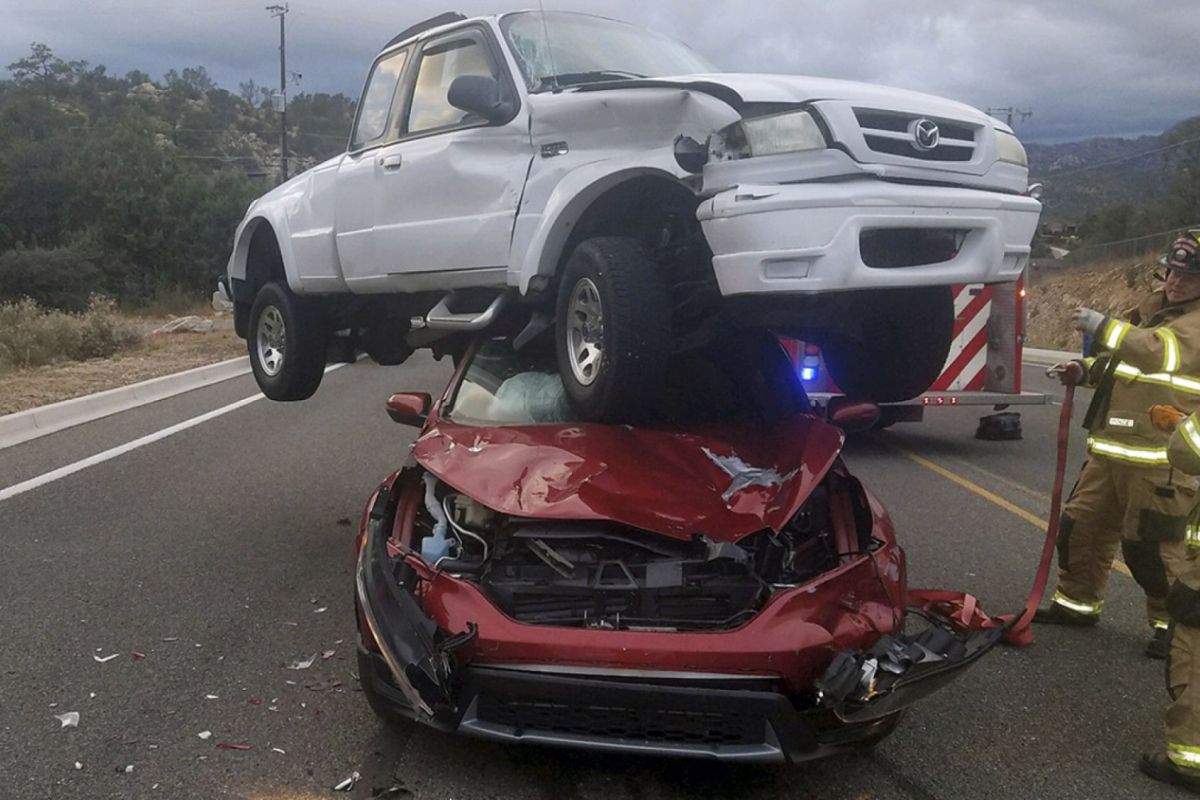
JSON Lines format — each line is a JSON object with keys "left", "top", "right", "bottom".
{"left": 266, "top": 4, "right": 289, "bottom": 181}
{"left": 986, "top": 106, "right": 1033, "bottom": 127}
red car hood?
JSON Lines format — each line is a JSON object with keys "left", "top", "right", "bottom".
{"left": 412, "top": 415, "right": 844, "bottom": 542}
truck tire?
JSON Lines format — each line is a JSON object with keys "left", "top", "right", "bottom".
{"left": 248, "top": 281, "right": 327, "bottom": 402}
{"left": 822, "top": 286, "right": 954, "bottom": 402}
{"left": 555, "top": 237, "right": 671, "bottom": 422}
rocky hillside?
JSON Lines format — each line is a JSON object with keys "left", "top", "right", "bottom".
{"left": 1026, "top": 261, "right": 1160, "bottom": 350}
{"left": 1028, "top": 116, "right": 1200, "bottom": 223}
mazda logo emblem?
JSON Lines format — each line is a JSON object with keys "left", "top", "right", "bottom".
{"left": 910, "top": 118, "right": 940, "bottom": 151}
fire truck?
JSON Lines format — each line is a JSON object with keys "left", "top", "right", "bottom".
{"left": 785, "top": 278, "right": 1046, "bottom": 429}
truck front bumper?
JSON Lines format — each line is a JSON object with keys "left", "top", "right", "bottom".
{"left": 697, "top": 180, "right": 1042, "bottom": 296}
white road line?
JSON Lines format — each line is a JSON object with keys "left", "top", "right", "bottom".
{"left": 0, "top": 363, "right": 350, "bottom": 504}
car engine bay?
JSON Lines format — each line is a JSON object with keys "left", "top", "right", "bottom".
{"left": 411, "top": 473, "right": 874, "bottom": 631}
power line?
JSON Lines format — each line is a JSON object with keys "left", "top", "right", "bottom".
{"left": 266, "top": 3, "right": 289, "bottom": 181}
{"left": 986, "top": 106, "right": 1032, "bottom": 127}
{"left": 1036, "top": 134, "right": 1200, "bottom": 181}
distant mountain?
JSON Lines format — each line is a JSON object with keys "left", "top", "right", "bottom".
{"left": 1027, "top": 117, "right": 1198, "bottom": 223}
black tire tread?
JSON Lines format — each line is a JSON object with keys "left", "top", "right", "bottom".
{"left": 248, "top": 281, "right": 327, "bottom": 402}
{"left": 556, "top": 236, "right": 671, "bottom": 422}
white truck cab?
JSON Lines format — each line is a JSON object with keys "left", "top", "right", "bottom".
{"left": 226, "top": 10, "right": 1041, "bottom": 419}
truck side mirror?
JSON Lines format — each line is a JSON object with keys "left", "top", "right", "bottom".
{"left": 386, "top": 392, "right": 432, "bottom": 427}
{"left": 447, "top": 75, "right": 515, "bottom": 124}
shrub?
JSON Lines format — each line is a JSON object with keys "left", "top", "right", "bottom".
{"left": 0, "top": 296, "right": 143, "bottom": 370}
{"left": 0, "top": 245, "right": 103, "bottom": 312}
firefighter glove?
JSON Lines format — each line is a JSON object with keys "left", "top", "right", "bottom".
{"left": 1151, "top": 404, "right": 1188, "bottom": 432}
{"left": 1072, "top": 307, "right": 1105, "bottom": 336}
{"left": 1047, "top": 361, "right": 1085, "bottom": 386}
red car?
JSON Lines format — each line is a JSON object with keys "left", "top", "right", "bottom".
{"left": 354, "top": 332, "right": 1004, "bottom": 762}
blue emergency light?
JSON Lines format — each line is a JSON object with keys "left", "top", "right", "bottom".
{"left": 800, "top": 367, "right": 817, "bottom": 382}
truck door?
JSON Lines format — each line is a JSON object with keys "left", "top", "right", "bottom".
{"left": 334, "top": 46, "right": 412, "bottom": 289}
{"left": 370, "top": 25, "right": 532, "bottom": 284}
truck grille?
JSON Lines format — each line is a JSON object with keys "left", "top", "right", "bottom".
{"left": 854, "top": 108, "right": 978, "bottom": 162}
{"left": 476, "top": 694, "right": 764, "bottom": 747}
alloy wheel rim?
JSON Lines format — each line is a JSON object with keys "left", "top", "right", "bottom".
{"left": 256, "top": 305, "right": 286, "bottom": 377}
{"left": 566, "top": 277, "right": 604, "bottom": 387}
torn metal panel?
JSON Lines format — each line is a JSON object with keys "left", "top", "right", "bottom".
{"left": 413, "top": 415, "right": 843, "bottom": 540}
{"left": 510, "top": 87, "right": 742, "bottom": 293}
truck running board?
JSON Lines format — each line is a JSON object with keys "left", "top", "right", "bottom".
{"left": 423, "top": 291, "right": 510, "bottom": 332}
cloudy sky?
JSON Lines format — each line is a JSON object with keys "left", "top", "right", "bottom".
{"left": 2, "top": 0, "right": 1197, "bottom": 142}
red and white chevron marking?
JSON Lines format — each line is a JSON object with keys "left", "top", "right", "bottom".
{"left": 929, "top": 284, "right": 993, "bottom": 391}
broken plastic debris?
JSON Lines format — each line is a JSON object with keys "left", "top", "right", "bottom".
{"left": 314, "top": 607, "right": 328, "bottom": 614}
{"left": 54, "top": 712, "right": 80, "bottom": 728}
{"left": 197, "top": 731, "right": 212, "bottom": 740}
{"left": 204, "top": 694, "right": 219, "bottom": 700}
{"left": 74, "top": 762, "right": 82, "bottom": 770}
{"left": 162, "top": 637, "right": 179, "bottom": 642}
{"left": 287, "top": 654, "right": 317, "bottom": 670}
{"left": 124, "top": 765, "right": 134, "bottom": 774}
{"left": 322, "top": 650, "right": 336, "bottom": 660}
{"left": 132, "top": 652, "right": 146, "bottom": 661}
{"left": 271, "top": 747, "right": 286, "bottom": 755}
{"left": 93, "top": 653, "right": 120, "bottom": 664}
{"left": 333, "top": 771, "right": 361, "bottom": 792}
{"left": 216, "top": 743, "right": 252, "bottom": 751}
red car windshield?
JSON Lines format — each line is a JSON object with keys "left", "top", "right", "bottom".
{"left": 445, "top": 334, "right": 809, "bottom": 427}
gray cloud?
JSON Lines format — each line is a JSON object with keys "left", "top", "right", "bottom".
{"left": 2, "top": 0, "right": 1196, "bottom": 142}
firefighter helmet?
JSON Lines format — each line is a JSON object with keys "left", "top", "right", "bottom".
{"left": 1163, "top": 230, "right": 1200, "bottom": 273}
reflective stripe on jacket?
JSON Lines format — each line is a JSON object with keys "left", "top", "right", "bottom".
{"left": 1084, "top": 293, "right": 1200, "bottom": 465}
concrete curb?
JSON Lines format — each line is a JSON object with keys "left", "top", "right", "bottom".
{"left": 0, "top": 356, "right": 251, "bottom": 451}
{"left": 1023, "top": 347, "right": 1082, "bottom": 367}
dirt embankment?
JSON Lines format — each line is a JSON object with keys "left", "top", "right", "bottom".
{"left": 0, "top": 322, "right": 243, "bottom": 416}
{"left": 1026, "top": 259, "right": 1161, "bottom": 350}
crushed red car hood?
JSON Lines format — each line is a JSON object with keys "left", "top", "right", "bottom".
{"left": 413, "top": 415, "right": 844, "bottom": 541}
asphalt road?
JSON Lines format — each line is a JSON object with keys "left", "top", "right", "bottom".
{"left": 0, "top": 358, "right": 1182, "bottom": 800}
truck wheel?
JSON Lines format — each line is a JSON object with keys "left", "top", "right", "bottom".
{"left": 822, "top": 287, "right": 954, "bottom": 402}
{"left": 555, "top": 237, "right": 671, "bottom": 422}
{"left": 248, "top": 281, "right": 327, "bottom": 402}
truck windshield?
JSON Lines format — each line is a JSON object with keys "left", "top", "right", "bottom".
{"left": 500, "top": 11, "right": 717, "bottom": 92}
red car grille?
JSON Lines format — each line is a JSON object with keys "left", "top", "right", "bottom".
{"left": 475, "top": 694, "right": 764, "bottom": 747}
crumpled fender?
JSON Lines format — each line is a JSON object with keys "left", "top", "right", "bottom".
{"left": 510, "top": 88, "right": 742, "bottom": 294}
{"left": 909, "top": 589, "right": 1031, "bottom": 647}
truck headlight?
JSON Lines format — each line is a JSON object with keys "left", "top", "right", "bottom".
{"left": 995, "top": 131, "right": 1028, "bottom": 166}
{"left": 718, "top": 110, "right": 827, "bottom": 159}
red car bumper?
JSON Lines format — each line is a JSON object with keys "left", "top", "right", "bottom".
{"left": 354, "top": 479, "right": 1004, "bottom": 763}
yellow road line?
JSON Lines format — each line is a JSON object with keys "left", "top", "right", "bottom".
{"left": 945, "top": 455, "right": 1051, "bottom": 502}
{"left": 895, "top": 445, "right": 1133, "bottom": 578}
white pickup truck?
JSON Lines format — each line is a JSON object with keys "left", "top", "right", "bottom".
{"left": 225, "top": 10, "right": 1041, "bottom": 419}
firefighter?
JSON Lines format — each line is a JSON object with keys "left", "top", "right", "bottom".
{"left": 1138, "top": 404, "right": 1200, "bottom": 792}
{"left": 1036, "top": 231, "right": 1200, "bottom": 660}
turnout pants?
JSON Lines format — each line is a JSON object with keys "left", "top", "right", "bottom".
{"left": 1053, "top": 456, "right": 1193, "bottom": 627}
{"left": 1168, "top": 623, "right": 1200, "bottom": 772}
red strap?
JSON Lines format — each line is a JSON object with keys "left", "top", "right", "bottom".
{"left": 910, "top": 383, "right": 1075, "bottom": 647}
